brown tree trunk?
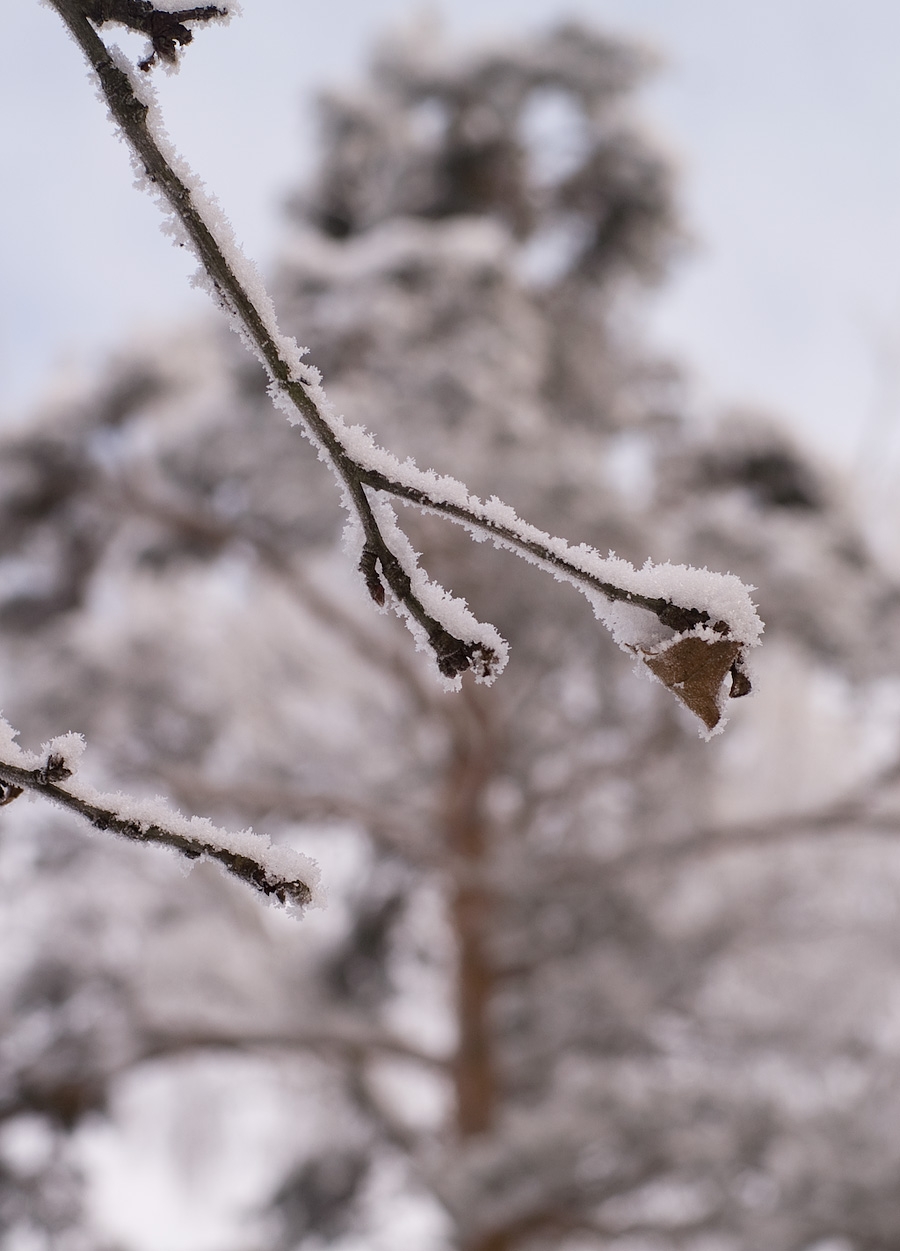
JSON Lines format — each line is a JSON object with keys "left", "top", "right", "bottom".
{"left": 442, "top": 690, "right": 516, "bottom": 1251}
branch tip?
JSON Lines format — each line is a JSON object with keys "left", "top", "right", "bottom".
{"left": 77, "top": 0, "right": 229, "bottom": 71}
{"left": 38, "top": 754, "right": 74, "bottom": 786}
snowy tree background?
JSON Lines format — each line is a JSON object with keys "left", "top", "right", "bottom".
{"left": 4, "top": 10, "right": 900, "bottom": 1251}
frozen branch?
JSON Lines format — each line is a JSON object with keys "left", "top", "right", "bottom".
{"left": 46, "top": 0, "right": 762, "bottom": 732}
{"left": 0, "top": 724, "right": 318, "bottom": 909}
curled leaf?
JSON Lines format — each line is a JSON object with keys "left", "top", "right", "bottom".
{"left": 642, "top": 636, "right": 743, "bottom": 732}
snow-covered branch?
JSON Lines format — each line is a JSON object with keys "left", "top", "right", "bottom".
{"left": 47, "top": 0, "right": 761, "bottom": 734}
{"left": 0, "top": 721, "right": 318, "bottom": 909}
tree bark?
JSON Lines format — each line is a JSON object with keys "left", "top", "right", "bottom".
{"left": 445, "top": 689, "right": 499, "bottom": 1137}
{"left": 443, "top": 691, "right": 519, "bottom": 1251}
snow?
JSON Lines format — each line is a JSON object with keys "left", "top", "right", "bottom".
{"left": 75, "top": 15, "right": 762, "bottom": 711}
{"left": 368, "top": 495, "right": 508, "bottom": 688}
{"left": 268, "top": 368, "right": 762, "bottom": 663}
{"left": 280, "top": 361, "right": 762, "bottom": 677}
{"left": 0, "top": 719, "right": 322, "bottom": 911}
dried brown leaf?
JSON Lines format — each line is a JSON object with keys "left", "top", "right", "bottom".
{"left": 643, "top": 636, "right": 742, "bottom": 732}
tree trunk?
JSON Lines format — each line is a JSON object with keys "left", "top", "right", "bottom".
{"left": 442, "top": 690, "right": 517, "bottom": 1251}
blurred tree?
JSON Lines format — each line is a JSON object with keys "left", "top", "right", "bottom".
{"left": 3, "top": 18, "right": 900, "bottom": 1251}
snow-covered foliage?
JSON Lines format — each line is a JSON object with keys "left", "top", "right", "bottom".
{"left": 6, "top": 11, "right": 900, "bottom": 1251}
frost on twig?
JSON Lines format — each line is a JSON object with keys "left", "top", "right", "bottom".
{"left": 79, "top": 0, "right": 229, "bottom": 71}
{"left": 46, "top": 0, "right": 762, "bottom": 735}
{"left": 0, "top": 720, "right": 319, "bottom": 910}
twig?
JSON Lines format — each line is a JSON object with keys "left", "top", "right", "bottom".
{"left": 45, "top": 0, "right": 761, "bottom": 704}
{"left": 605, "top": 751, "right": 900, "bottom": 873}
{"left": 0, "top": 742, "right": 316, "bottom": 908}
{"left": 359, "top": 465, "right": 711, "bottom": 628}
{"left": 47, "top": 0, "right": 494, "bottom": 681}
{"left": 139, "top": 1022, "right": 449, "bottom": 1071}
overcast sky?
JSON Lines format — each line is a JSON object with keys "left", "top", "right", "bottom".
{"left": 5, "top": 0, "right": 900, "bottom": 465}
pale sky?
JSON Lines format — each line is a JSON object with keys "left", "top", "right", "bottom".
{"left": 4, "top": 0, "right": 900, "bottom": 465}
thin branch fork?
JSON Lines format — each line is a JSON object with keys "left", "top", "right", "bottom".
{"left": 46, "top": 0, "right": 758, "bottom": 701}
{"left": 359, "top": 466, "right": 710, "bottom": 632}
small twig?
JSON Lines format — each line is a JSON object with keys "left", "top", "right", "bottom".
{"left": 139, "top": 1022, "right": 449, "bottom": 1071}
{"left": 359, "top": 467, "right": 710, "bottom": 628}
{"left": 48, "top": 0, "right": 496, "bottom": 681}
{"left": 81, "top": 0, "right": 227, "bottom": 70}
{"left": 0, "top": 749, "right": 315, "bottom": 908}
{"left": 588, "top": 752, "right": 900, "bottom": 875}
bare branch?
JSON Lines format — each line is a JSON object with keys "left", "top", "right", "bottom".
{"left": 139, "top": 1021, "right": 448, "bottom": 1071}
{"left": 15, "top": 0, "right": 765, "bottom": 908}
{"left": 80, "top": 0, "right": 227, "bottom": 71}
{"left": 612, "top": 752, "right": 900, "bottom": 872}
{"left": 46, "top": 0, "right": 761, "bottom": 725}
{"left": 0, "top": 735, "right": 316, "bottom": 909}
{"left": 161, "top": 769, "right": 438, "bottom": 868}
{"left": 46, "top": 0, "right": 496, "bottom": 682}
{"left": 360, "top": 464, "right": 715, "bottom": 628}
